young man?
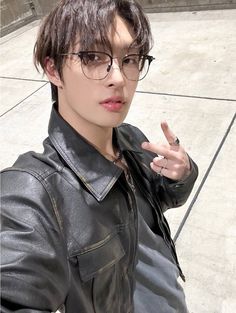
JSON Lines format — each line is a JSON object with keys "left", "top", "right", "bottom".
{"left": 0, "top": 0, "right": 198, "bottom": 312}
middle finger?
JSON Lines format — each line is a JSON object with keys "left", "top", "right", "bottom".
{"left": 153, "top": 156, "right": 170, "bottom": 169}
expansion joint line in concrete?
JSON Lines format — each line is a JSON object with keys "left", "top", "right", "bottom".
{"left": 0, "top": 76, "right": 48, "bottom": 83}
{"left": 136, "top": 90, "right": 236, "bottom": 102}
{"left": 0, "top": 82, "right": 49, "bottom": 118}
{"left": 173, "top": 111, "right": 236, "bottom": 243}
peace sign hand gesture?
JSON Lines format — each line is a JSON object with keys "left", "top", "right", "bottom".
{"left": 141, "top": 121, "right": 191, "bottom": 181}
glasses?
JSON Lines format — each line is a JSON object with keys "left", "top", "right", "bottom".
{"left": 61, "top": 51, "right": 155, "bottom": 81}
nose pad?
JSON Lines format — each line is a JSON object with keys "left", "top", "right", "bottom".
{"left": 107, "top": 59, "right": 123, "bottom": 77}
{"left": 106, "top": 64, "right": 112, "bottom": 72}
{"left": 106, "top": 58, "right": 125, "bottom": 86}
{"left": 112, "top": 58, "right": 122, "bottom": 71}
{"left": 107, "top": 63, "right": 121, "bottom": 73}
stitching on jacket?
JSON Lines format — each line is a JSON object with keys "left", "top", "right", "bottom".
{"left": 2, "top": 168, "right": 64, "bottom": 234}
{"left": 50, "top": 134, "right": 97, "bottom": 193}
{"left": 50, "top": 134, "right": 122, "bottom": 201}
{"left": 68, "top": 223, "right": 129, "bottom": 258}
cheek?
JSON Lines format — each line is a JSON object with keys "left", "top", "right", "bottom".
{"left": 127, "top": 81, "right": 138, "bottom": 98}
{"left": 63, "top": 61, "right": 85, "bottom": 87}
{"left": 63, "top": 71, "right": 89, "bottom": 98}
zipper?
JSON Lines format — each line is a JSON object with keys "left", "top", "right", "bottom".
{"left": 124, "top": 171, "right": 139, "bottom": 296}
{"left": 126, "top": 153, "right": 185, "bottom": 280}
{"left": 135, "top": 177, "right": 186, "bottom": 279}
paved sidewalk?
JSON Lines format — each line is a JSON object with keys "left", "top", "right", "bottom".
{"left": 0, "top": 9, "right": 236, "bottom": 313}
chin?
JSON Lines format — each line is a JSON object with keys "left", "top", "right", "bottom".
{"left": 101, "top": 114, "right": 128, "bottom": 128}
{"left": 111, "top": 117, "right": 127, "bottom": 128}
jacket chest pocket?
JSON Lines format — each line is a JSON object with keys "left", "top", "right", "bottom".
{"left": 76, "top": 233, "right": 125, "bottom": 313}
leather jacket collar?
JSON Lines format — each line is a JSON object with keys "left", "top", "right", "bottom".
{"left": 48, "top": 104, "right": 141, "bottom": 201}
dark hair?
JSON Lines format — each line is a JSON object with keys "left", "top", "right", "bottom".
{"left": 34, "top": 0, "right": 153, "bottom": 101}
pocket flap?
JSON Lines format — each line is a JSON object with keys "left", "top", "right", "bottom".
{"left": 77, "top": 233, "right": 125, "bottom": 282}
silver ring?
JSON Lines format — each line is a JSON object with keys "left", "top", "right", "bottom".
{"left": 169, "top": 137, "right": 180, "bottom": 146}
{"left": 158, "top": 166, "right": 164, "bottom": 176}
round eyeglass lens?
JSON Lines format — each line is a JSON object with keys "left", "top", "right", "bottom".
{"left": 81, "top": 52, "right": 111, "bottom": 80}
{"left": 122, "top": 55, "right": 150, "bottom": 81}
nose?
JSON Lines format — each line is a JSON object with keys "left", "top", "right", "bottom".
{"left": 106, "top": 59, "right": 125, "bottom": 87}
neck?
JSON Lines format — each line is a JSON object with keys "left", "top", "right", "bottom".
{"left": 88, "top": 128, "right": 115, "bottom": 156}
{"left": 58, "top": 104, "right": 116, "bottom": 157}
{"left": 81, "top": 127, "right": 119, "bottom": 161}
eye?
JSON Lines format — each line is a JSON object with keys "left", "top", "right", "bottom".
{"left": 81, "top": 52, "right": 108, "bottom": 66}
{"left": 123, "top": 55, "right": 140, "bottom": 66}
{"left": 81, "top": 53, "right": 98, "bottom": 65}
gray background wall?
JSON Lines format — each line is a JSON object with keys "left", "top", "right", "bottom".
{"left": 0, "top": 0, "right": 57, "bottom": 36}
{"left": 1, "top": 0, "right": 236, "bottom": 37}
{"left": 140, "top": 0, "right": 236, "bottom": 12}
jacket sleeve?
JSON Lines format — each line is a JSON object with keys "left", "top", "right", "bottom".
{"left": 154, "top": 156, "right": 198, "bottom": 212}
{"left": 0, "top": 170, "right": 69, "bottom": 312}
{"left": 120, "top": 124, "right": 199, "bottom": 213}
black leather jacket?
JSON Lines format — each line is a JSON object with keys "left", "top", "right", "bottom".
{"left": 0, "top": 105, "right": 198, "bottom": 313}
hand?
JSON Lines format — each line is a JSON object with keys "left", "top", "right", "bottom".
{"left": 141, "top": 121, "right": 191, "bottom": 181}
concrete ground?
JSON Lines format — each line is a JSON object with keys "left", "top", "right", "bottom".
{"left": 0, "top": 9, "right": 236, "bottom": 313}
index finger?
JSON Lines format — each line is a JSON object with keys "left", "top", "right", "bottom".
{"left": 141, "top": 142, "right": 176, "bottom": 160}
{"left": 161, "top": 121, "right": 177, "bottom": 145}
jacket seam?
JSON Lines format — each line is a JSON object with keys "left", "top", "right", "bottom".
{"left": 69, "top": 223, "right": 129, "bottom": 257}
{"left": 2, "top": 167, "right": 64, "bottom": 234}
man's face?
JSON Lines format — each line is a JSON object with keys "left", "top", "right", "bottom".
{"left": 54, "top": 15, "right": 138, "bottom": 133}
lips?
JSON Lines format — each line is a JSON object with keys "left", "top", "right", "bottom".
{"left": 100, "top": 97, "right": 125, "bottom": 112}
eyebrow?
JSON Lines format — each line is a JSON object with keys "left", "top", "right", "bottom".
{"left": 90, "top": 41, "right": 140, "bottom": 53}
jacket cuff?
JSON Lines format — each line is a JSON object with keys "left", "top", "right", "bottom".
{"left": 162, "top": 157, "right": 198, "bottom": 208}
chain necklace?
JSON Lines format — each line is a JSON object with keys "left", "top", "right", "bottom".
{"left": 103, "top": 149, "right": 122, "bottom": 164}
{"left": 92, "top": 144, "right": 122, "bottom": 164}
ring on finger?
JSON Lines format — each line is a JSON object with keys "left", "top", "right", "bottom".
{"left": 158, "top": 166, "right": 164, "bottom": 176}
{"left": 163, "top": 157, "right": 168, "bottom": 169}
{"left": 169, "top": 137, "right": 180, "bottom": 146}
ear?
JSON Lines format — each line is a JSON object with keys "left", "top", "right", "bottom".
{"left": 44, "top": 57, "right": 63, "bottom": 88}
